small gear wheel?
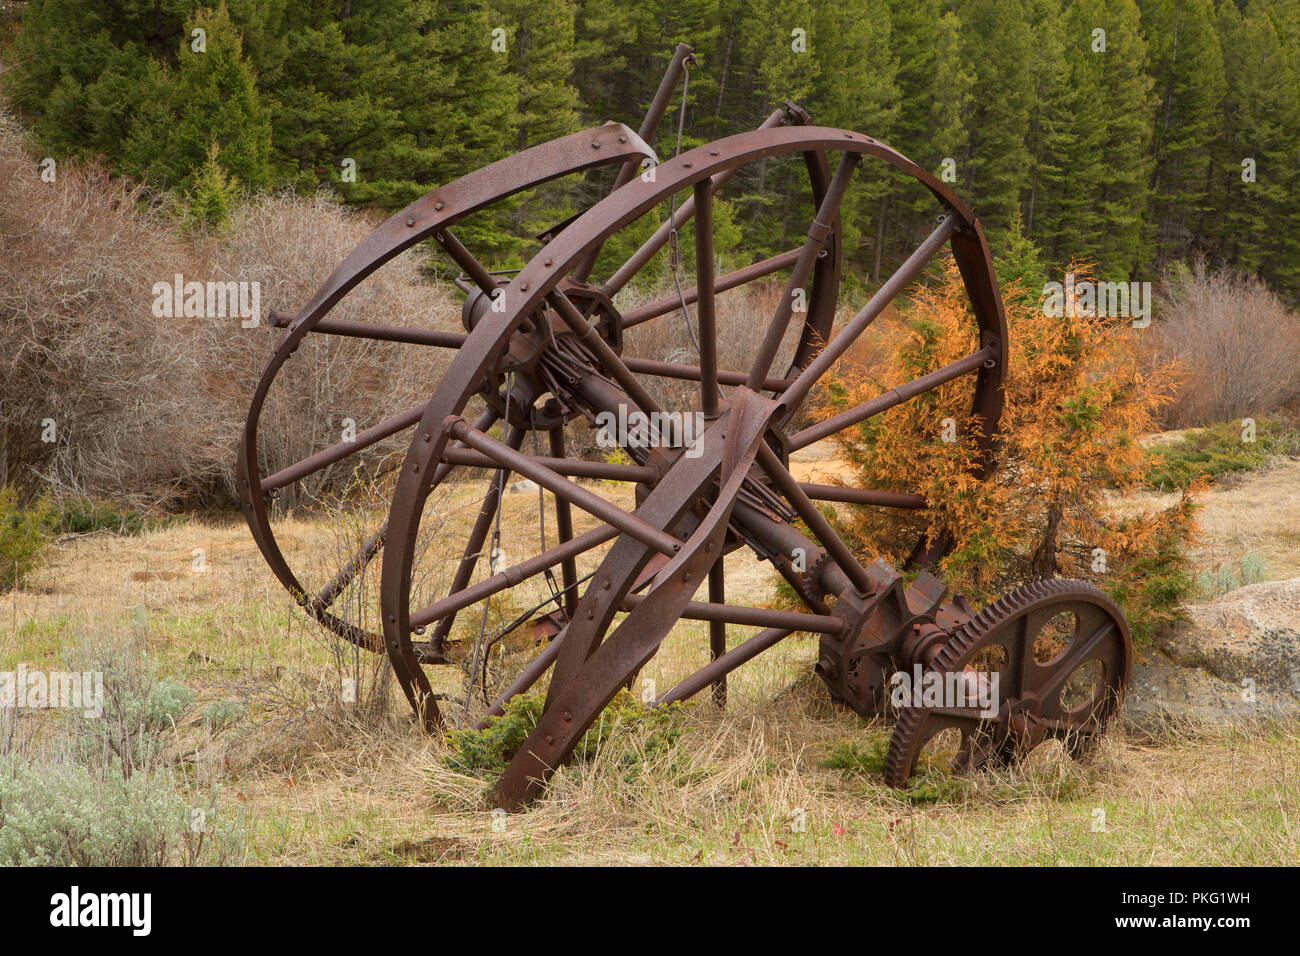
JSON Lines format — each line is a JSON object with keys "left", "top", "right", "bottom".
{"left": 884, "top": 579, "right": 1132, "bottom": 788}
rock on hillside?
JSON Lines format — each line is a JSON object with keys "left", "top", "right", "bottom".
{"left": 1126, "top": 577, "right": 1300, "bottom": 732}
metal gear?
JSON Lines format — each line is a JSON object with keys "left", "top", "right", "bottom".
{"left": 884, "top": 578, "right": 1132, "bottom": 788}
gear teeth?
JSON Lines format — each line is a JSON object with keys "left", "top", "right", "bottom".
{"left": 883, "top": 578, "right": 1130, "bottom": 789}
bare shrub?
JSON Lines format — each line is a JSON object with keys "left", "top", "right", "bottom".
{"left": 189, "top": 192, "right": 462, "bottom": 510}
{"left": 0, "top": 108, "right": 461, "bottom": 511}
{"left": 1150, "top": 259, "right": 1300, "bottom": 427}
{"left": 0, "top": 109, "right": 201, "bottom": 506}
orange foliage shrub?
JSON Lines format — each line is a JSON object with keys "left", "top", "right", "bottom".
{"left": 819, "top": 257, "right": 1198, "bottom": 643}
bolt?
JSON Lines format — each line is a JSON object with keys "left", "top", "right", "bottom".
{"left": 433, "top": 201, "right": 444, "bottom": 211}
{"left": 405, "top": 217, "right": 415, "bottom": 227}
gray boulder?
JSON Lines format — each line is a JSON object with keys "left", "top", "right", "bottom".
{"left": 1124, "top": 577, "right": 1300, "bottom": 733}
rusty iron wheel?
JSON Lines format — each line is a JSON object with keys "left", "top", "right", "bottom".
{"left": 883, "top": 578, "right": 1132, "bottom": 788}
{"left": 371, "top": 124, "right": 1007, "bottom": 806}
{"left": 237, "top": 124, "right": 657, "bottom": 653}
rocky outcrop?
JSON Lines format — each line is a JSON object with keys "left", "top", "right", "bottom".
{"left": 1125, "top": 577, "right": 1300, "bottom": 732}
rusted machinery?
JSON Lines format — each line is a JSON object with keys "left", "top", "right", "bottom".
{"left": 240, "top": 44, "right": 1131, "bottom": 809}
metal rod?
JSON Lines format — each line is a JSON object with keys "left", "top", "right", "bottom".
{"left": 270, "top": 313, "right": 466, "bottom": 349}
{"left": 707, "top": 561, "right": 727, "bottom": 707}
{"left": 476, "top": 634, "right": 565, "bottom": 728}
{"left": 781, "top": 214, "right": 958, "bottom": 415}
{"left": 263, "top": 402, "right": 426, "bottom": 491}
{"left": 439, "top": 445, "right": 657, "bottom": 483}
{"left": 426, "top": 425, "right": 525, "bottom": 654}
{"left": 694, "top": 179, "right": 720, "bottom": 419}
{"left": 444, "top": 416, "right": 681, "bottom": 557}
{"left": 657, "top": 628, "right": 795, "bottom": 706}
{"left": 619, "top": 593, "right": 845, "bottom": 634}
{"left": 571, "top": 42, "right": 696, "bottom": 282}
{"left": 621, "top": 356, "right": 791, "bottom": 392}
{"left": 797, "top": 483, "right": 926, "bottom": 510}
{"left": 755, "top": 441, "right": 874, "bottom": 594}
{"left": 789, "top": 346, "right": 996, "bottom": 450}
{"left": 747, "top": 152, "right": 857, "bottom": 390}
{"left": 547, "top": 289, "right": 664, "bottom": 419}
{"left": 410, "top": 524, "right": 619, "bottom": 628}
{"left": 619, "top": 248, "right": 802, "bottom": 329}
{"left": 435, "top": 228, "right": 498, "bottom": 297}
{"left": 602, "top": 108, "right": 788, "bottom": 297}
{"left": 549, "top": 425, "right": 579, "bottom": 618}
{"left": 312, "top": 522, "right": 386, "bottom": 613}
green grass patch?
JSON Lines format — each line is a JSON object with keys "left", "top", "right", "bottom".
{"left": 1143, "top": 419, "right": 1297, "bottom": 490}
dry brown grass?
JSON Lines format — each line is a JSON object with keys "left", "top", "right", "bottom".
{"left": 5, "top": 457, "right": 1299, "bottom": 864}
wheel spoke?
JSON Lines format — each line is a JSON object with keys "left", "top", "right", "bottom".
{"left": 262, "top": 402, "right": 427, "bottom": 491}
{"left": 621, "top": 356, "right": 791, "bottom": 392}
{"left": 657, "top": 627, "right": 794, "bottom": 705}
{"left": 410, "top": 523, "right": 619, "bottom": 629}
{"left": 601, "top": 108, "right": 788, "bottom": 296}
{"left": 439, "top": 445, "right": 656, "bottom": 482}
{"left": 797, "top": 482, "right": 926, "bottom": 509}
{"left": 1037, "top": 617, "right": 1117, "bottom": 706}
{"left": 619, "top": 592, "right": 844, "bottom": 633}
{"left": 789, "top": 345, "right": 996, "bottom": 450}
{"left": 747, "top": 152, "right": 856, "bottom": 390}
{"left": 570, "top": 42, "right": 696, "bottom": 282}
{"left": 423, "top": 425, "right": 524, "bottom": 654}
{"left": 548, "top": 425, "right": 579, "bottom": 618}
{"left": 754, "top": 441, "right": 873, "bottom": 594}
{"left": 443, "top": 415, "right": 680, "bottom": 557}
{"left": 707, "top": 561, "right": 727, "bottom": 706}
{"left": 547, "top": 289, "right": 664, "bottom": 419}
{"left": 434, "top": 227, "right": 498, "bottom": 297}
{"left": 269, "top": 312, "right": 466, "bottom": 349}
{"left": 311, "top": 522, "right": 386, "bottom": 614}
{"left": 694, "top": 179, "right": 721, "bottom": 418}
{"left": 781, "top": 213, "right": 959, "bottom": 417}
{"left": 619, "top": 248, "right": 803, "bottom": 329}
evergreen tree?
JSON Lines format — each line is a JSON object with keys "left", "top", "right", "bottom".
{"left": 1209, "top": 0, "right": 1300, "bottom": 290}
{"left": 491, "top": 0, "right": 580, "bottom": 150}
{"left": 1140, "top": 0, "right": 1225, "bottom": 266}
{"left": 957, "top": 0, "right": 1034, "bottom": 247}
{"left": 125, "top": 2, "right": 271, "bottom": 192}
{"left": 885, "top": 0, "right": 970, "bottom": 275}
{"left": 1034, "top": 0, "right": 1154, "bottom": 279}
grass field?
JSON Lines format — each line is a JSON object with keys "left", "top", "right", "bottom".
{"left": 4, "top": 452, "right": 1299, "bottom": 866}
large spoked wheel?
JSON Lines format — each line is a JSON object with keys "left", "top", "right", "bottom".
{"left": 236, "top": 124, "right": 657, "bottom": 653}
{"left": 377, "top": 124, "right": 1009, "bottom": 806}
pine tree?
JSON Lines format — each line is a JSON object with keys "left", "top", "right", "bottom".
{"left": 809, "top": 0, "right": 897, "bottom": 275}
{"left": 491, "top": 0, "right": 580, "bottom": 150}
{"left": 884, "top": 0, "right": 970, "bottom": 275}
{"left": 1140, "top": 0, "right": 1225, "bottom": 266}
{"left": 1209, "top": 0, "right": 1300, "bottom": 290}
{"left": 956, "top": 0, "right": 1034, "bottom": 249}
{"left": 1022, "top": 0, "right": 1068, "bottom": 241}
{"left": 1034, "top": 0, "right": 1154, "bottom": 279}
{"left": 127, "top": 3, "right": 271, "bottom": 193}
{"left": 12, "top": 0, "right": 282, "bottom": 184}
